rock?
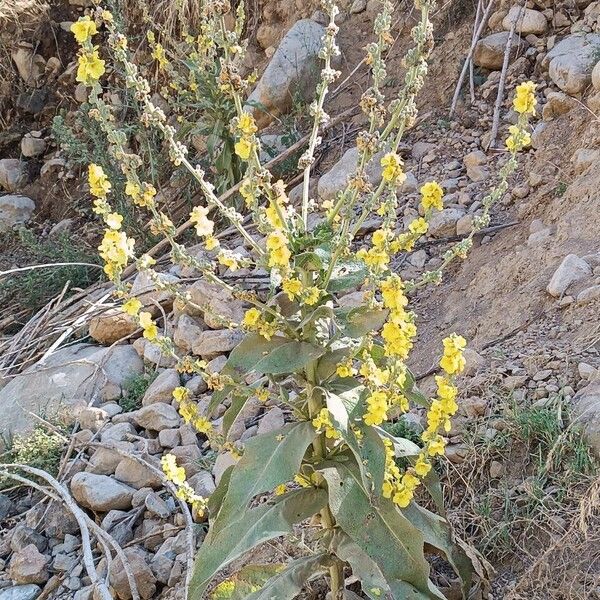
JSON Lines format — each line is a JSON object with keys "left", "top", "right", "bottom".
{"left": 317, "top": 147, "right": 386, "bottom": 202}
{"left": 150, "top": 553, "right": 174, "bottom": 585}
{"left": 445, "top": 444, "right": 468, "bottom": 464}
{"left": 173, "top": 314, "right": 205, "bottom": 353}
{"left": 109, "top": 547, "right": 157, "bottom": 600}
{"left": 571, "top": 148, "right": 599, "bottom": 175}
{"left": 16, "top": 89, "right": 47, "bottom": 115}
{"left": 130, "top": 271, "right": 178, "bottom": 308}
{"left": 411, "top": 142, "right": 435, "bottom": 160}
{"left": 542, "top": 91, "right": 577, "bottom": 120}
{"left": 547, "top": 254, "right": 592, "bottom": 297}
{"left": 456, "top": 214, "right": 474, "bottom": 236}
{"left": 428, "top": 208, "right": 465, "bottom": 238}
{"left": 133, "top": 404, "right": 180, "bottom": 431}
{"left": 489, "top": 460, "right": 504, "bottom": 478}
{"left": 462, "top": 348, "right": 487, "bottom": 376}
{"left": 20, "top": 134, "right": 46, "bottom": 158}
{"left": 579, "top": 362, "right": 599, "bottom": 381}
{"left": 502, "top": 7, "right": 547, "bottom": 34}
{"left": 503, "top": 375, "right": 529, "bottom": 390}
{"left": 142, "top": 369, "right": 180, "bottom": 406}
{"left": 188, "top": 280, "right": 245, "bottom": 329}
{"left": 89, "top": 309, "right": 138, "bottom": 345}
{"left": 11, "top": 45, "right": 45, "bottom": 85}
{"left": 473, "top": 32, "right": 529, "bottom": 70}
{"left": 100, "top": 422, "right": 134, "bottom": 443}
{"left": 0, "top": 493, "right": 16, "bottom": 522}
{"left": 70, "top": 473, "right": 134, "bottom": 511}
{"left": 572, "top": 383, "right": 600, "bottom": 455}
{"left": 593, "top": 60, "right": 600, "bottom": 91}
{"left": 135, "top": 339, "right": 177, "bottom": 368}
{"left": 463, "top": 150, "right": 488, "bottom": 182}
{"left": 0, "top": 585, "right": 42, "bottom": 600}
{"left": 188, "top": 470, "right": 216, "bottom": 497}
{"left": 158, "top": 428, "right": 180, "bottom": 449}
{"left": 192, "top": 329, "right": 244, "bottom": 359}
{"left": 213, "top": 452, "right": 238, "bottom": 485}
{"left": 87, "top": 442, "right": 133, "bottom": 475}
{"left": 114, "top": 457, "right": 162, "bottom": 490}
{"left": 246, "top": 20, "right": 326, "bottom": 128}
{"left": 0, "top": 160, "right": 29, "bottom": 192}
{"left": 543, "top": 33, "right": 600, "bottom": 95}
{"left": 169, "top": 445, "right": 203, "bottom": 477}
{"left": 400, "top": 171, "right": 418, "bottom": 193}
{"left": 350, "top": 0, "right": 368, "bottom": 13}
{"left": 145, "top": 493, "right": 171, "bottom": 519}
{"left": 184, "top": 375, "right": 208, "bottom": 396}
{"left": 577, "top": 285, "right": 600, "bottom": 304}
{"left": 0, "top": 195, "right": 35, "bottom": 231}
{"left": 8, "top": 545, "right": 49, "bottom": 585}
{"left": 0, "top": 343, "right": 143, "bottom": 447}
{"left": 10, "top": 525, "right": 46, "bottom": 553}
{"left": 257, "top": 406, "right": 285, "bottom": 435}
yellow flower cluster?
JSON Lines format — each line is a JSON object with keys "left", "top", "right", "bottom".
{"left": 190, "top": 205, "right": 215, "bottom": 238}
{"left": 173, "top": 387, "right": 213, "bottom": 435}
{"left": 161, "top": 454, "right": 208, "bottom": 516}
{"left": 420, "top": 181, "right": 444, "bottom": 211}
{"left": 364, "top": 391, "right": 388, "bottom": 426}
{"left": 70, "top": 16, "right": 97, "bottom": 44}
{"left": 152, "top": 43, "right": 169, "bottom": 69}
{"left": 242, "top": 308, "right": 277, "bottom": 340}
{"left": 234, "top": 112, "right": 257, "bottom": 160}
{"left": 125, "top": 181, "right": 157, "bottom": 208}
{"left": 439, "top": 333, "right": 466, "bottom": 375}
{"left": 381, "top": 438, "right": 424, "bottom": 508}
{"left": 312, "top": 408, "right": 340, "bottom": 439}
{"left": 505, "top": 125, "right": 531, "bottom": 152}
{"left": 76, "top": 48, "right": 105, "bottom": 86}
{"left": 513, "top": 81, "right": 537, "bottom": 115}
{"left": 380, "top": 152, "right": 406, "bottom": 185}
{"left": 282, "top": 278, "right": 302, "bottom": 300}
{"left": 139, "top": 311, "right": 158, "bottom": 341}
{"left": 266, "top": 231, "right": 291, "bottom": 269}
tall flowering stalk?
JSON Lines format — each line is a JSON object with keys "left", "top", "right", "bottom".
{"left": 71, "top": 2, "right": 536, "bottom": 598}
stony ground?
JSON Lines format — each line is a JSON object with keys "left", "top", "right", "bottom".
{"left": 0, "top": 0, "right": 600, "bottom": 599}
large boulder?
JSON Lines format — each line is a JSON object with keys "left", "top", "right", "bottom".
{"left": 0, "top": 195, "right": 35, "bottom": 231}
{"left": 542, "top": 34, "right": 600, "bottom": 95}
{"left": 70, "top": 472, "right": 135, "bottom": 511}
{"left": 473, "top": 32, "right": 529, "bottom": 70}
{"left": 546, "top": 254, "right": 592, "bottom": 297}
{"left": 0, "top": 343, "right": 143, "bottom": 445}
{"left": 0, "top": 585, "right": 42, "bottom": 600}
{"left": 502, "top": 7, "right": 547, "bottom": 34}
{"left": 246, "top": 19, "right": 325, "bottom": 128}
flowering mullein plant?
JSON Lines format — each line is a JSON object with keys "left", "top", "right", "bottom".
{"left": 71, "top": 1, "right": 536, "bottom": 597}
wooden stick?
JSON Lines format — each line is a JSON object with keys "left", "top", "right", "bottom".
{"left": 488, "top": 3, "right": 524, "bottom": 149}
{"left": 449, "top": 0, "right": 495, "bottom": 117}
{"left": 469, "top": 0, "right": 484, "bottom": 104}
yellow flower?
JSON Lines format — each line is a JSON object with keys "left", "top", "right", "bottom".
{"left": 172, "top": 387, "right": 188, "bottom": 403}
{"left": 426, "top": 435, "right": 446, "bottom": 457}
{"left": 513, "top": 81, "right": 536, "bottom": 115}
{"left": 205, "top": 236, "right": 219, "bottom": 251}
{"left": 161, "top": 454, "right": 186, "bottom": 486}
{"left": 408, "top": 217, "right": 428, "bottom": 235}
{"left": 265, "top": 203, "right": 284, "bottom": 229}
{"left": 414, "top": 454, "right": 431, "bottom": 477}
{"left": 439, "top": 333, "right": 466, "bottom": 375}
{"left": 372, "top": 229, "right": 388, "bottom": 248}
{"left": 139, "top": 311, "right": 158, "bottom": 341}
{"left": 88, "top": 164, "right": 111, "bottom": 198}
{"left": 312, "top": 408, "right": 340, "bottom": 439}
{"left": 235, "top": 138, "right": 253, "bottom": 160}
{"left": 302, "top": 287, "right": 321, "bottom": 306}
{"left": 190, "top": 205, "right": 214, "bottom": 237}
{"left": 274, "top": 484, "right": 287, "bottom": 496}
{"left": 336, "top": 361, "right": 356, "bottom": 378}
{"left": 266, "top": 231, "right": 290, "bottom": 268}
{"left": 392, "top": 487, "right": 413, "bottom": 508}
{"left": 71, "top": 16, "right": 97, "bottom": 44}
{"left": 76, "top": 49, "right": 106, "bottom": 85}
{"left": 282, "top": 278, "right": 302, "bottom": 300}
{"left": 122, "top": 298, "right": 142, "bottom": 316}
{"left": 380, "top": 152, "right": 405, "bottom": 184}
{"left": 105, "top": 212, "right": 123, "bottom": 230}
{"left": 242, "top": 308, "right": 261, "bottom": 328}
{"left": 420, "top": 181, "right": 443, "bottom": 211}
{"left": 237, "top": 112, "right": 258, "bottom": 136}
{"left": 125, "top": 181, "right": 141, "bottom": 200}
{"left": 505, "top": 125, "right": 531, "bottom": 152}
{"left": 152, "top": 43, "right": 169, "bottom": 68}
{"left": 364, "top": 391, "right": 389, "bottom": 426}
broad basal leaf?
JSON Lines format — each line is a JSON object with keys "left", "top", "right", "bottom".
{"left": 402, "top": 369, "right": 430, "bottom": 408}
{"left": 212, "top": 422, "right": 316, "bottom": 535}
{"left": 210, "top": 564, "right": 285, "bottom": 599}
{"left": 245, "top": 553, "right": 332, "bottom": 600}
{"left": 190, "top": 488, "right": 327, "bottom": 599}
{"left": 316, "top": 348, "right": 353, "bottom": 381}
{"left": 223, "top": 334, "right": 324, "bottom": 378}
{"left": 320, "top": 462, "right": 444, "bottom": 600}
{"left": 327, "top": 260, "right": 368, "bottom": 293}
{"left": 336, "top": 307, "right": 389, "bottom": 339}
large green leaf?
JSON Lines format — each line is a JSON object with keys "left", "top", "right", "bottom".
{"left": 210, "top": 564, "right": 285, "bottom": 599}
{"left": 223, "top": 334, "right": 324, "bottom": 378}
{"left": 402, "top": 369, "right": 430, "bottom": 408}
{"left": 222, "top": 392, "right": 251, "bottom": 439}
{"left": 212, "top": 422, "right": 316, "bottom": 535}
{"left": 402, "top": 503, "right": 475, "bottom": 598}
{"left": 316, "top": 348, "right": 352, "bottom": 381}
{"left": 189, "top": 488, "right": 327, "bottom": 599}
{"left": 245, "top": 553, "right": 332, "bottom": 600}
{"left": 337, "top": 307, "right": 389, "bottom": 339}
{"left": 327, "top": 260, "right": 368, "bottom": 293}
{"left": 320, "top": 462, "right": 444, "bottom": 600}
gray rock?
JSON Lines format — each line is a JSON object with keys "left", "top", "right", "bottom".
{"left": 192, "top": 329, "right": 244, "bottom": 359}
{"left": 473, "top": 32, "right": 529, "bottom": 70}
{"left": 542, "top": 91, "right": 577, "bottom": 120}
{"left": 70, "top": 473, "right": 134, "bottom": 512}
{"left": 130, "top": 271, "right": 178, "bottom": 308}
{"left": 20, "top": 134, "right": 46, "bottom": 158}
{"left": 428, "top": 208, "right": 465, "bottom": 238}
{"left": 577, "top": 285, "right": 600, "bottom": 304}
{"left": 89, "top": 309, "right": 138, "bottom": 345}
{"left": 0, "top": 343, "right": 143, "bottom": 446}
{"left": 0, "top": 195, "right": 35, "bottom": 231}
{"left": 142, "top": 369, "right": 180, "bottom": 406}
{"left": 546, "top": 254, "right": 592, "bottom": 297}
{"left": 0, "top": 585, "right": 42, "bottom": 600}
{"left": 133, "top": 404, "right": 180, "bottom": 431}
{"left": 543, "top": 34, "right": 600, "bottom": 95}
{"left": 572, "top": 383, "right": 600, "bottom": 456}
{"left": 246, "top": 20, "right": 326, "bottom": 128}
{"left": 10, "top": 526, "right": 47, "bottom": 553}
{"left": 11, "top": 46, "right": 45, "bottom": 84}
{"left": 571, "top": 148, "right": 599, "bottom": 175}
{"left": 187, "top": 470, "right": 216, "bottom": 498}
{"left": 114, "top": 457, "right": 162, "bottom": 490}
{"left": 257, "top": 406, "right": 285, "bottom": 435}
{"left": 158, "top": 428, "right": 180, "bottom": 449}
{"left": 0, "top": 493, "right": 16, "bottom": 521}
{"left": 173, "top": 314, "right": 205, "bottom": 353}
{"left": 109, "top": 547, "right": 157, "bottom": 600}
{"left": 502, "top": 7, "right": 547, "bottom": 34}
{"left": 593, "top": 60, "right": 600, "bottom": 91}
